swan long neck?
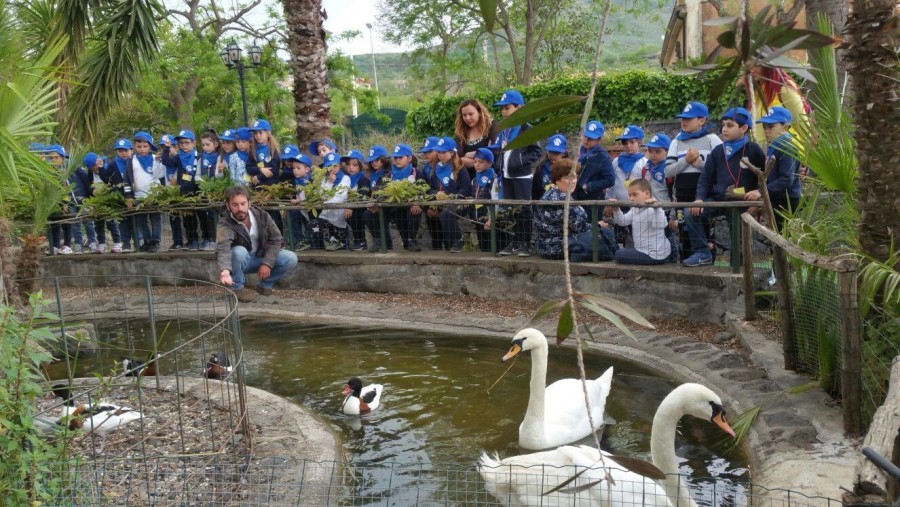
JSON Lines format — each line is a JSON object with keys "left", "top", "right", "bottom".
{"left": 523, "top": 342, "right": 548, "bottom": 429}
{"left": 650, "top": 394, "right": 699, "bottom": 507}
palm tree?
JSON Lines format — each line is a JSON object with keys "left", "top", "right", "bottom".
{"left": 282, "top": 0, "right": 333, "bottom": 144}
{"left": 844, "top": 0, "right": 900, "bottom": 269}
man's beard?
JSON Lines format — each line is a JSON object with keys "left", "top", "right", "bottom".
{"left": 232, "top": 210, "right": 248, "bottom": 221}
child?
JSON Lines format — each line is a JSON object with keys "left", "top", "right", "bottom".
{"left": 642, "top": 133, "right": 673, "bottom": 204}
{"left": 608, "top": 126, "right": 647, "bottom": 202}
{"left": 46, "top": 144, "right": 75, "bottom": 254}
{"left": 124, "top": 131, "right": 166, "bottom": 252}
{"left": 532, "top": 134, "right": 568, "bottom": 200}
{"left": 684, "top": 107, "right": 764, "bottom": 267}
{"left": 748, "top": 106, "right": 801, "bottom": 231}
{"left": 574, "top": 120, "right": 615, "bottom": 202}
{"left": 161, "top": 130, "right": 207, "bottom": 251}
{"left": 370, "top": 144, "right": 427, "bottom": 252}
{"left": 196, "top": 130, "right": 222, "bottom": 250}
{"left": 282, "top": 145, "right": 313, "bottom": 251}
{"left": 339, "top": 150, "right": 370, "bottom": 251}
{"left": 106, "top": 138, "right": 139, "bottom": 252}
{"left": 418, "top": 136, "right": 440, "bottom": 179}
{"left": 69, "top": 151, "right": 99, "bottom": 253}
{"left": 309, "top": 151, "right": 351, "bottom": 251}
{"left": 84, "top": 152, "right": 122, "bottom": 253}
{"left": 248, "top": 118, "right": 283, "bottom": 231}
{"left": 609, "top": 179, "right": 672, "bottom": 265}
{"left": 228, "top": 127, "right": 252, "bottom": 186}
{"left": 429, "top": 137, "right": 472, "bottom": 252}
{"left": 471, "top": 148, "right": 505, "bottom": 252}
{"left": 364, "top": 145, "right": 395, "bottom": 252}
{"left": 159, "top": 133, "right": 184, "bottom": 250}
{"left": 493, "top": 89, "right": 543, "bottom": 257}
{"left": 218, "top": 128, "right": 237, "bottom": 180}
{"left": 309, "top": 138, "right": 337, "bottom": 158}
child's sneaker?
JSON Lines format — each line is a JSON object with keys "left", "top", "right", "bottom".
{"left": 325, "top": 237, "right": 344, "bottom": 251}
{"left": 122, "top": 245, "right": 133, "bottom": 253}
{"left": 97, "top": 243, "right": 107, "bottom": 254}
{"left": 169, "top": 243, "right": 183, "bottom": 251}
{"left": 72, "top": 244, "right": 84, "bottom": 254}
{"left": 187, "top": 240, "right": 200, "bottom": 251}
{"left": 200, "top": 240, "right": 215, "bottom": 251}
{"left": 682, "top": 251, "right": 713, "bottom": 267}
{"left": 88, "top": 241, "right": 99, "bottom": 253}
{"left": 52, "top": 247, "right": 60, "bottom": 255}
{"left": 350, "top": 241, "right": 367, "bottom": 252}
{"left": 59, "top": 246, "right": 74, "bottom": 255}
{"left": 294, "top": 241, "right": 311, "bottom": 252}
{"left": 111, "top": 242, "right": 123, "bottom": 253}
{"left": 449, "top": 242, "right": 463, "bottom": 253}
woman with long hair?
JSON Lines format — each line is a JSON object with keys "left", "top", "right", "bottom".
{"left": 454, "top": 99, "right": 501, "bottom": 180}
{"left": 747, "top": 66, "right": 810, "bottom": 141}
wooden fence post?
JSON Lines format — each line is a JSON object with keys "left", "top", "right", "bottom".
{"left": 773, "top": 245, "right": 797, "bottom": 371}
{"left": 741, "top": 216, "right": 757, "bottom": 321}
{"left": 838, "top": 257, "right": 862, "bottom": 437}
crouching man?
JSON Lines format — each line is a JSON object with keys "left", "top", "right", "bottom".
{"left": 217, "top": 186, "right": 298, "bottom": 302}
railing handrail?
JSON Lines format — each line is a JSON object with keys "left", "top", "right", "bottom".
{"left": 740, "top": 212, "right": 856, "bottom": 272}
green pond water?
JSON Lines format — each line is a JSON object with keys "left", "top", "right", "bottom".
{"left": 48, "top": 318, "right": 751, "bottom": 505}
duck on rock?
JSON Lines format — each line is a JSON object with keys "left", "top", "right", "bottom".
{"left": 341, "top": 377, "right": 382, "bottom": 415}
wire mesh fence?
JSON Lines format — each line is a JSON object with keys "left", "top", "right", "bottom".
{"left": 28, "top": 457, "right": 851, "bottom": 506}
{"left": 21, "top": 275, "right": 251, "bottom": 504}
{"left": 861, "top": 304, "right": 900, "bottom": 424}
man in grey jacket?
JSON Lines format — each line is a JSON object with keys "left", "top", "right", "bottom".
{"left": 216, "top": 186, "right": 298, "bottom": 302}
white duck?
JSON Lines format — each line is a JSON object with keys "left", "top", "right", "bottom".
{"left": 478, "top": 383, "right": 736, "bottom": 507}
{"left": 341, "top": 377, "right": 383, "bottom": 415}
{"left": 504, "top": 328, "right": 614, "bottom": 450}
{"left": 61, "top": 401, "right": 143, "bottom": 454}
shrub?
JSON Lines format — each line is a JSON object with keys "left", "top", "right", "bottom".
{"left": 405, "top": 71, "right": 740, "bottom": 140}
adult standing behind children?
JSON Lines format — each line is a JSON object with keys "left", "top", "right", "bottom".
{"left": 217, "top": 186, "right": 298, "bottom": 303}
{"left": 454, "top": 99, "right": 501, "bottom": 181}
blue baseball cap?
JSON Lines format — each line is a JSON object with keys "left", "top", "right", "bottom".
{"left": 434, "top": 137, "right": 457, "bottom": 152}
{"left": 494, "top": 89, "right": 525, "bottom": 107}
{"left": 309, "top": 139, "right": 337, "bottom": 155}
{"left": 392, "top": 144, "right": 413, "bottom": 158}
{"left": 28, "top": 142, "right": 47, "bottom": 152}
{"left": 160, "top": 134, "right": 175, "bottom": 145}
{"left": 418, "top": 136, "right": 440, "bottom": 153}
{"left": 546, "top": 134, "right": 567, "bottom": 153}
{"left": 644, "top": 133, "right": 672, "bottom": 150}
{"left": 583, "top": 120, "right": 605, "bottom": 140}
{"left": 366, "top": 145, "right": 389, "bottom": 162}
{"left": 322, "top": 152, "right": 340, "bottom": 167}
{"left": 473, "top": 147, "right": 494, "bottom": 164}
{"left": 340, "top": 149, "right": 366, "bottom": 163}
{"left": 133, "top": 131, "right": 157, "bottom": 151}
{"left": 722, "top": 107, "right": 753, "bottom": 126}
{"left": 676, "top": 101, "right": 710, "bottom": 119}
{"left": 83, "top": 152, "right": 100, "bottom": 168}
{"left": 282, "top": 144, "right": 301, "bottom": 159}
{"left": 175, "top": 129, "right": 195, "bottom": 141}
{"left": 616, "top": 125, "right": 645, "bottom": 141}
{"left": 757, "top": 106, "right": 793, "bottom": 125}
{"left": 249, "top": 118, "right": 272, "bottom": 131}
{"left": 46, "top": 144, "right": 68, "bottom": 158}
{"left": 235, "top": 128, "right": 252, "bottom": 141}
{"left": 220, "top": 129, "right": 236, "bottom": 141}
{"left": 114, "top": 138, "right": 133, "bottom": 150}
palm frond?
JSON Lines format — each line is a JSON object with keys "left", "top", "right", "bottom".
{"left": 60, "top": 0, "right": 164, "bottom": 143}
{"left": 16, "top": 0, "right": 58, "bottom": 59}
{"left": 858, "top": 243, "right": 900, "bottom": 316}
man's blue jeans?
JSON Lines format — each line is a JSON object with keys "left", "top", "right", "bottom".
{"left": 230, "top": 246, "right": 298, "bottom": 290}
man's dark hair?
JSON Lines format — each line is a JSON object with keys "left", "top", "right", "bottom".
{"left": 225, "top": 185, "right": 251, "bottom": 203}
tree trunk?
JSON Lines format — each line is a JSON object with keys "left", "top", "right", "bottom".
{"left": 851, "top": 356, "right": 900, "bottom": 502}
{"left": 171, "top": 76, "right": 200, "bottom": 129}
{"left": 16, "top": 234, "right": 43, "bottom": 302}
{"left": 522, "top": 0, "right": 536, "bottom": 86}
{"left": 0, "top": 218, "right": 16, "bottom": 306}
{"left": 282, "top": 0, "right": 332, "bottom": 145}
{"left": 844, "top": 0, "right": 900, "bottom": 267}
{"left": 806, "top": 0, "right": 849, "bottom": 88}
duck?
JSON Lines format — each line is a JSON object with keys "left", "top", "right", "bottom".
{"left": 503, "top": 328, "right": 614, "bottom": 450}
{"left": 121, "top": 352, "right": 161, "bottom": 377}
{"left": 50, "top": 386, "right": 142, "bottom": 453}
{"left": 478, "top": 383, "right": 736, "bottom": 507}
{"left": 204, "top": 351, "right": 233, "bottom": 380}
{"left": 341, "top": 377, "right": 382, "bottom": 415}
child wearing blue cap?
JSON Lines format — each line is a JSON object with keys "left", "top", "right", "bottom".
{"left": 363, "top": 146, "right": 395, "bottom": 252}
{"left": 683, "top": 107, "right": 765, "bottom": 267}
{"left": 471, "top": 147, "right": 508, "bottom": 252}
{"left": 309, "top": 138, "right": 337, "bottom": 158}
{"left": 747, "top": 106, "right": 801, "bottom": 230}
{"left": 283, "top": 145, "right": 313, "bottom": 251}
{"left": 248, "top": 118, "right": 282, "bottom": 188}
{"left": 427, "top": 137, "right": 472, "bottom": 252}
{"left": 642, "top": 133, "right": 674, "bottom": 204}
{"left": 532, "top": 134, "right": 569, "bottom": 200}
{"left": 161, "top": 129, "right": 208, "bottom": 251}
{"left": 84, "top": 153, "right": 122, "bottom": 253}
{"left": 340, "top": 150, "right": 371, "bottom": 251}
{"left": 493, "top": 89, "right": 543, "bottom": 257}
{"left": 124, "top": 131, "right": 166, "bottom": 252}
{"left": 308, "top": 152, "right": 351, "bottom": 251}
{"left": 68, "top": 152, "right": 99, "bottom": 254}
{"left": 418, "top": 137, "right": 440, "bottom": 179}
{"left": 375, "top": 144, "right": 428, "bottom": 252}
{"left": 608, "top": 126, "right": 647, "bottom": 202}
{"left": 44, "top": 145, "right": 75, "bottom": 254}
{"left": 219, "top": 129, "right": 237, "bottom": 175}
{"left": 103, "top": 138, "right": 138, "bottom": 252}
{"left": 574, "top": 120, "right": 615, "bottom": 202}
{"left": 664, "top": 101, "right": 723, "bottom": 204}
{"left": 228, "top": 127, "right": 253, "bottom": 186}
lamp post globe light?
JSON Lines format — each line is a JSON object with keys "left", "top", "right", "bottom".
{"left": 220, "top": 42, "right": 263, "bottom": 126}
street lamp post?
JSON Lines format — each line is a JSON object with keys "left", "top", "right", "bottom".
{"left": 220, "top": 42, "right": 263, "bottom": 127}
{"left": 365, "top": 23, "right": 381, "bottom": 110}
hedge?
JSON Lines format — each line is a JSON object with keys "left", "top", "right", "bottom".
{"left": 405, "top": 70, "right": 741, "bottom": 139}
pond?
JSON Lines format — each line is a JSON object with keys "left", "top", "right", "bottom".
{"left": 47, "top": 318, "right": 751, "bottom": 505}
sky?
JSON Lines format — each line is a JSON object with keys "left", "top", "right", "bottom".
{"left": 321, "top": 0, "right": 408, "bottom": 56}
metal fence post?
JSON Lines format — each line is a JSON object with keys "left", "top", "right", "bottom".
{"left": 489, "top": 206, "right": 497, "bottom": 256}
{"left": 378, "top": 207, "right": 387, "bottom": 253}
{"left": 741, "top": 217, "right": 757, "bottom": 321}
{"left": 838, "top": 258, "right": 862, "bottom": 436}
{"left": 729, "top": 207, "right": 741, "bottom": 274}
{"left": 591, "top": 205, "right": 599, "bottom": 263}
{"left": 145, "top": 276, "right": 161, "bottom": 390}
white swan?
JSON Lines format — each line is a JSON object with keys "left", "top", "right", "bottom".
{"left": 478, "top": 383, "right": 736, "bottom": 507}
{"left": 341, "top": 377, "right": 383, "bottom": 415}
{"left": 504, "top": 328, "right": 614, "bottom": 450}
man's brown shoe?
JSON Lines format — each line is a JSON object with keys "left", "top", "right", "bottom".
{"left": 257, "top": 287, "right": 274, "bottom": 296}
{"left": 234, "top": 287, "right": 258, "bottom": 303}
